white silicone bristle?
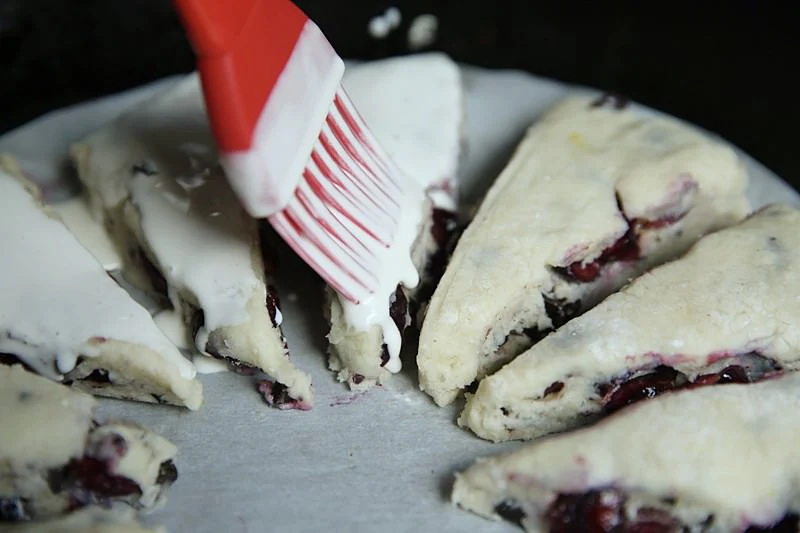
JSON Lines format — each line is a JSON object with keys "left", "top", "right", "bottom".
{"left": 269, "top": 88, "right": 411, "bottom": 304}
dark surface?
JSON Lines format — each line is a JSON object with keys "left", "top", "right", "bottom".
{"left": 1, "top": 1, "right": 798, "bottom": 186}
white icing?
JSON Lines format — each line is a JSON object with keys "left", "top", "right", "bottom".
{"left": 153, "top": 309, "right": 190, "bottom": 351}
{"left": 128, "top": 147, "right": 259, "bottom": 345}
{"left": 73, "top": 76, "right": 312, "bottom": 405}
{"left": 220, "top": 20, "right": 345, "bottom": 217}
{"left": 407, "top": 14, "right": 439, "bottom": 50}
{"left": 0, "top": 168, "right": 196, "bottom": 381}
{"left": 191, "top": 354, "right": 229, "bottom": 374}
{"left": 339, "top": 184, "right": 423, "bottom": 370}
{"left": 368, "top": 6, "right": 402, "bottom": 39}
{"left": 329, "top": 53, "right": 463, "bottom": 371}
{"left": 51, "top": 196, "right": 122, "bottom": 270}
{"left": 342, "top": 53, "right": 462, "bottom": 204}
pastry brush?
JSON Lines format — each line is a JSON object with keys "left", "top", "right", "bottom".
{"left": 174, "top": 0, "right": 422, "bottom": 304}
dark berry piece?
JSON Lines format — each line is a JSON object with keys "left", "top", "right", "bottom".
{"left": 543, "top": 381, "right": 565, "bottom": 398}
{"left": 590, "top": 93, "right": 630, "bottom": 110}
{"left": 494, "top": 500, "right": 526, "bottom": 528}
{"left": 130, "top": 160, "right": 158, "bottom": 176}
{"left": 603, "top": 366, "right": 686, "bottom": 414}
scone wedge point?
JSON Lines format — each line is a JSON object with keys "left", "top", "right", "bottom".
{"left": 324, "top": 53, "right": 463, "bottom": 389}
{"left": 0, "top": 155, "right": 202, "bottom": 409}
{"left": 70, "top": 75, "right": 313, "bottom": 409}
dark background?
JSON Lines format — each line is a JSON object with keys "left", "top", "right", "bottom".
{"left": 1, "top": 0, "right": 798, "bottom": 185}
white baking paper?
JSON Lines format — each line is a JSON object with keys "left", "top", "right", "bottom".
{"left": 0, "top": 64, "right": 797, "bottom": 533}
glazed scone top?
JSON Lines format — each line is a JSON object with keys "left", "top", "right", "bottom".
{"left": 460, "top": 204, "right": 800, "bottom": 441}
{"left": 0, "top": 163, "right": 196, "bottom": 382}
{"left": 329, "top": 52, "right": 463, "bottom": 374}
{"left": 453, "top": 374, "right": 800, "bottom": 531}
{"left": 418, "top": 95, "right": 749, "bottom": 405}
{"left": 342, "top": 52, "right": 462, "bottom": 210}
{"left": 0, "top": 364, "right": 95, "bottom": 471}
{"left": 75, "top": 74, "right": 261, "bottom": 338}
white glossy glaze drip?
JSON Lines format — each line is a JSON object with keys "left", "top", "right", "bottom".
{"left": 332, "top": 53, "right": 463, "bottom": 370}
{"left": 339, "top": 183, "right": 424, "bottom": 370}
{"left": 0, "top": 169, "right": 195, "bottom": 380}
{"left": 128, "top": 143, "right": 259, "bottom": 351}
{"left": 191, "top": 354, "right": 229, "bottom": 374}
{"left": 153, "top": 309, "right": 189, "bottom": 351}
{"left": 51, "top": 196, "right": 122, "bottom": 270}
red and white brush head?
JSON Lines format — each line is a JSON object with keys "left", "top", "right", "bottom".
{"left": 175, "top": 0, "right": 423, "bottom": 305}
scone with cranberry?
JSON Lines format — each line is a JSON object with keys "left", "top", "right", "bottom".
{"left": 454, "top": 372, "right": 800, "bottom": 532}
{"left": 70, "top": 76, "right": 312, "bottom": 409}
{"left": 0, "top": 156, "right": 201, "bottom": 409}
{"left": 418, "top": 94, "right": 750, "bottom": 406}
{"left": 0, "top": 364, "right": 178, "bottom": 522}
{"left": 461, "top": 204, "right": 800, "bottom": 442}
{"left": 324, "top": 53, "right": 462, "bottom": 389}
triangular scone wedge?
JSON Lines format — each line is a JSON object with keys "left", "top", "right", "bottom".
{"left": 461, "top": 204, "right": 800, "bottom": 442}
{"left": 70, "top": 75, "right": 313, "bottom": 409}
{"left": 324, "top": 53, "right": 462, "bottom": 389}
{"left": 0, "top": 365, "right": 178, "bottom": 522}
{"left": 418, "top": 94, "right": 750, "bottom": 406}
{"left": 453, "top": 373, "right": 800, "bottom": 532}
{"left": 0, "top": 507, "right": 167, "bottom": 533}
{"left": 0, "top": 156, "right": 201, "bottom": 409}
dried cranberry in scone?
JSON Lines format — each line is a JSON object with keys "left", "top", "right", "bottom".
{"left": 418, "top": 94, "right": 749, "bottom": 407}
{"left": 461, "top": 205, "right": 800, "bottom": 442}
{"left": 324, "top": 53, "right": 463, "bottom": 390}
{"left": 453, "top": 373, "right": 800, "bottom": 532}
{"left": 0, "top": 365, "right": 178, "bottom": 521}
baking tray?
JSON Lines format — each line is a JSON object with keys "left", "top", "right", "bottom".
{"left": 0, "top": 63, "right": 797, "bottom": 533}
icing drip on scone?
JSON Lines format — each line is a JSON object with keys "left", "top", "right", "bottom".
{"left": 128, "top": 143, "right": 260, "bottom": 349}
{"left": 0, "top": 168, "right": 196, "bottom": 382}
{"left": 337, "top": 186, "right": 423, "bottom": 371}
{"left": 332, "top": 52, "right": 462, "bottom": 372}
{"left": 51, "top": 197, "right": 122, "bottom": 270}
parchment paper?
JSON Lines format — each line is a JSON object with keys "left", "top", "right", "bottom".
{"left": 1, "top": 64, "right": 797, "bottom": 533}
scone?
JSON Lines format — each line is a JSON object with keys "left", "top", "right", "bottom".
{"left": 461, "top": 204, "right": 800, "bottom": 442}
{"left": 453, "top": 373, "right": 800, "bottom": 533}
{"left": 418, "top": 93, "right": 750, "bottom": 406}
{"left": 0, "top": 365, "right": 178, "bottom": 522}
{"left": 0, "top": 507, "right": 166, "bottom": 533}
{"left": 325, "top": 52, "right": 462, "bottom": 389}
{"left": 70, "top": 75, "right": 313, "bottom": 409}
{"left": 0, "top": 156, "right": 201, "bottom": 409}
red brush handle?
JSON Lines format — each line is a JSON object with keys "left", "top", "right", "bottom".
{"left": 173, "top": 0, "right": 308, "bottom": 151}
